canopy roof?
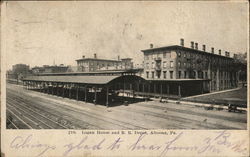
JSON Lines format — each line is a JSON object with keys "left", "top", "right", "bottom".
{"left": 23, "top": 75, "right": 146, "bottom": 85}
{"left": 23, "top": 75, "right": 119, "bottom": 85}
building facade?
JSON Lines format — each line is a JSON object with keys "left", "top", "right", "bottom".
{"left": 12, "top": 64, "right": 30, "bottom": 75}
{"left": 76, "top": 54, "right": 133, "bottom": 72}
{"left": 141, "top": 39, "right": 239, "bottom": 96}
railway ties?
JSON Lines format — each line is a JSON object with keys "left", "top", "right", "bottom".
{"left": 7, "top": 88, "right": 144, "bottom": 130}
{"left": 7, "top": 98, "right": 68, "bottom": 129}
{"left": 6, "top": 93, "right": 100, "bottom": 130}
{"left": 6, "top": 118, "right": 19, "bottom": 129}
{"left": 6, "top": 109, "right": 33, "bottom": 129}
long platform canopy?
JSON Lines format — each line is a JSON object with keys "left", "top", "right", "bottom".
{"left": 23, "top": 75, "right": 146, "bottom": 85}
{"left": 23, "top": 75, "right": 119, "bottom": 85}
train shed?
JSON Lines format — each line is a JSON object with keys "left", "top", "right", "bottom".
{"left": 22, "top": 74, "right": 147, "bottom": 107}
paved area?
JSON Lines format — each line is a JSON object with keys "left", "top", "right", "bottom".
{"left": 183, "top": 87, "right": 247, "bottom": 107}
{"left": 6, "top": 83, "right": 247, "bottom": 130}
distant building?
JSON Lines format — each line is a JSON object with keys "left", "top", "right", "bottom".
{"left": 141, "top": 39, "right": 240, "bottom": 96}
{"left": 76, "top": 54, "right": 133, "bottom": 72}
{"left": 11, "top": 64, "right": 30, "bottom": 79}
{"left": 31, "top": 66, "right": 45, "bottom": 74}
{"left": 12, "top": 64, "right": 30, "bottom": 74}
{"left": 31, "top": 64, "right": 69, "bottom": 74}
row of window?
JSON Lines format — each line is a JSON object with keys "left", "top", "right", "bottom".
{"left": 144, "top": 51, "right": 232, "bottom": 65}
{"left": 78, "top": 61, "right": 131, "bottom": 67}
{"left": 145, "top": 61, "right": 174, "bottom": 69}
{"left": 145, "top": 51, "right": 173, "bottom": 60}
{"left": 145, "top": 71, "right": 209, "bottom": 79}
{"left": 145, "top": 61, "right": 208, "bottom": 69}
{"left": 146, "top": 71, "right": 174, "bottom": 79}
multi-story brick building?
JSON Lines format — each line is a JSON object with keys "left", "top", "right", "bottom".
{"left": 76, "top": 54, "right": 133, "bottom": 72}
{"left": 141, "top": 39, "right": 239, "bottom": 96}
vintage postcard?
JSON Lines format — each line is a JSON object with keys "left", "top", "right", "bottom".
{"left": 1, "top": 1, "right": 249, "bottom": 157}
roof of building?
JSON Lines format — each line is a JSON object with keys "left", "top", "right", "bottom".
{"left": 32, "top": 69, "right": 140, "bottom": 76}
{"left": 121, "top": 58, "right": 132, "bottom": 60}
{"left": 141, "top": 45, "right": 234, "bottom": 60}
{"left": 76, "top": 58, "right": 121, "bottom": 62}
{"left": 23, "top": 73, "right": 146, "bottom": 85}
{"left": 146, "top": 79, "right": 211, "bottom": 81}
{"left": 23, "top": 75, "right": 120, "bottom": 85}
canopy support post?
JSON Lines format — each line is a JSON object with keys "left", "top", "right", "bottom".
{"left": 76, "top": 84, "right": 79, "bottom": 101}
{"left": 85, "top": 85, "right": 87, "bottom": 103}
{"left": 106, "top": 86, "right": 109, "bottom": 108}
{"left": 94, "top": 87, "right": 97, "bottom": 105}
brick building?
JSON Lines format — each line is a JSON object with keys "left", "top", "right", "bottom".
{"left": 141, "top": 39, "right": 239, "bottom": 96}
{"left": 76, "top": 54, "right": 133, "bottom": 72}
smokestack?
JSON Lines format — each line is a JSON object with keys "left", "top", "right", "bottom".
{"left": 94, "top": 53, "right": 97, "bottom": 59}
{"left": 218, "top": 49, "right": 221, "bottom": 55}
{"left": 191, "top": 41, "right": 194, "bottom": 49}
{"left": 202, "top": 45, "right": 206, "bottom": 51}
{"left": 195, "top": 43, "right": 198, "bottom": 50}
{"left": 233, "top": 54, "right": 237, "bottom": 59}
{"left": 150, "top": 43, "right": 153, "bottom": 48}
{"left": 82, "top": 55, "right": 85, "bottom": 58}
{"left": 118, "top": 55, "right": 120, "bottom": 61}
{"left": 180, "top": 38, "right": 184, "bottom": 46}
{"left": 211, "top": 47, "right": 214, "bottom": 54}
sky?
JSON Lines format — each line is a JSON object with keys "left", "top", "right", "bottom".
{"left": 4, "top": 1, "right": 249, "bottom": 70}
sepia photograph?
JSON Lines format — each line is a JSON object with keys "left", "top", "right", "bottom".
{"left": 1, "top": 1, "right": 249, "bottom": 157}
{"left": 4, "top": 1, "right": 248, "bottom": 130}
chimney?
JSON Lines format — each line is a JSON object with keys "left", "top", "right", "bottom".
{"left": 82, "top": 55, "right": 85, "bottom": 58}
{"left": 195, "top": 43, "right": 198, "bottom": 50}
{"left": 211, "top": 47, "right": 214, "bottom": 54}
{"left": 150, "top": 43, "right": 153, "bottom": 48}
{"left": 180, "top": 38, "right": 184, "bottom": 46}
{"left": 191, "top": 41, "right": 194, "bottom": 49}
{"left": 227, "top": 52, "right": 230, "bottom": 57}
{"left": 202, "top": 45, "right": 206, "bottom": 51}
{"left": 233, "top": 54, "right": 237, "bottom": 59}
{"left": 218, "top": 49, "right": 221, "bottom": 55}
{"left": 118, "top": 55, "right": 120, "bottom": 61}
{"left": 94, "top": 53, "right": 97, "bottom": 59}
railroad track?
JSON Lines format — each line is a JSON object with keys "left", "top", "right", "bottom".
{"left": 7, "top": 102, "right": 68, "bottom": 129}
{"left": 6, "top": 94, "right": 101, "bottom": 129}
{"left": 6, "top": 97, "right": 77, "bottom": 129}
{"left": 6, "top": 108, "right": 32, "bottom": 129}
{"left": 7, "top": 88, "right": 146, "bottom": 130}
